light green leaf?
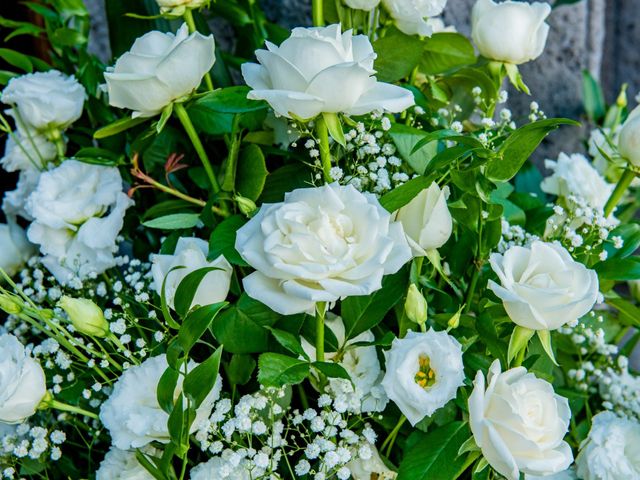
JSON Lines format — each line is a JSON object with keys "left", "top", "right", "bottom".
{"left": 508, "top": 325, "right": 534, "bottom": 364}
{"left": 94, "top": 116, "right": 148, "bottom": 139}
{"left": 322, "top": 112, "right": 346, "bottom": 147}
{"left": 142, "top": 213, "right": 200, "bottom": 230}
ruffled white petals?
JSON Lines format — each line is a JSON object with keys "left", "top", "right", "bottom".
{"left": 235, "top": 183, "right": 412, "bottom": 315}
{"left": 469, "top": 360, "right": 573, "bottom": 480}
{"left": 242, "top": 24, "right": 415, "bottom": 118}
{"left": 488, "top": 241, "right": 599, "bottom": 331}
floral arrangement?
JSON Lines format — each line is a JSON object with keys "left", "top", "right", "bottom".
{"left": 0, "top": 0, "right": 639, "bottom": 479}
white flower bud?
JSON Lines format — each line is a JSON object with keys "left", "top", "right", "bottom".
{"left": 59, "top": 296, "right": 109, "bottom": 337}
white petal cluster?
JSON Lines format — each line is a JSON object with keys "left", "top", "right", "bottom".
{"left": 471, "top": 0, "right": 551, "bottom": 65}
{"left": 105, "top": 24, "right": 215, "bottom": 117}
{"left": 541, "top": 153, "right": 614, "bottom": 213}
{"left": 96, "top": 447, "right": 158, "bottom": 480}
{"left": 0, "top": 223, "right": 34, "bottom": 276}
{"left": 242, "top": 24, "right": 414, "bottom": 119}
{"left": 395, "top": 182, "right": 453, "bottom": 256}
{"left": 1, "top": 70, "right": 85, "bottom": 131}
{"left": 576, "top": 411, "right": 640, "bottom": 480}
{"left": 0, "top": 334, "right": 47, "bottom": 424}
{"left": 381, "top": 329, "right": 464, "bottom": 425}
{"left": 300, "top": 315, "right": 388, "bottom": 413}
{"left": 99, "top": 354, "right": 221, "bottom": 449}
{"left": 25, "top": 160, "right": 133, "bottom": 283}
{"left": 382, "top": 0, "right": 448, "bottom": 37}
{"left": 151, "top": 237, "right": 232, "bottom": 310}
{"left": 469, "top": 360, "right": 573, "bottom": 480}
{"left": 235, "top": 183, "right": 412, "bottom": 315}
{"left": 489, "top": 241, "right": 599, "bottom": 331}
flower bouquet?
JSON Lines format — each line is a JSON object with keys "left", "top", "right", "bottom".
{"left": 0, "top": 0, "right": 639, "bottom": 479}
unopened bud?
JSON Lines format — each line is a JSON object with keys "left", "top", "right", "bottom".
{"left": 235, "top": 195, "right": 257, "bottom": 217}
{"left": 405, "top": 284, "right": 427, "bottom": 325}
{"left": 447, "top": 309, "right": 462, "bottom": 330}
{"left": 58, "top": 296, "right": 109, "bottom": 337}
{"left": 0, "top": 294, "right": 21, "bottom": 314}
{"left": 616, "top": 84, "right": 628, "bottom": 108}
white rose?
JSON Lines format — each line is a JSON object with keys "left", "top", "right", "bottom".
{"left": 0, "top": 334, "right": 47, "bottom": 424}
{"left": 2, "top": 170, "right": 41, "bottom": 221}
{"left": 242, "top": 24, "right": 414, "bottom": 120}
{"left": 618, "top": 106, "right": 640, "bottom": 167}
{"left": 1, "top": 70, "right": 85, "bottom": 131}
{"left": 541, "top": 153, "right": 614, "bottom": 212}
{"left": 105, "top": 24, "right": 215, "bottom": 118}
{"left": 155, "top": 0, "right": 206, "bottom": 15}
{"left": 488, "top": 241, "right": 599, "bottom": 331}
{"left": 347, "top": 443, "right": 397, "bottom": 479}
{"left": 301, "top": 315, "right": 389, "bottom": 413}
{"left": 151, "top": 237, "right": 232, "bottom": 310}
{"left": 382, "top": 0, "right": 448, "bottom": 37}
{"left": 576, "top": 412, "right": 640, "bottom": 480}
{"left": 344, "top": 0, "right": 381, "bottom": 11}
{"left": 25, "top": 159, "right": 133, "bottom": 283}
{"left": 100, "top": 354, "right": 222, "bottom": 449}
{"left": 471, "top": 0, "right": 551, "bottom": 65}
{"left": 469, "top": 360, "right": 573, "bottom": 480}
{"left": 235, "top": 183, "right": 412, "bottom": 315}
{"left": 1, "top": 129, "right": 58, "bottom": 172}
{"left": 381, "top": 329, "right": 464, "bottom": 426}
{"left": 96, "top": 447, "right": 158, "bottom": 480}
{"left": 0, "top": 223, "right": 33, "bottom": 276}
{"left": 395, "top": 182, "right": 452, "bottom": 256}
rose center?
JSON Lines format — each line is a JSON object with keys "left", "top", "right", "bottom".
{"left": 414, "top": 355, "right": 436, "bottom": 389}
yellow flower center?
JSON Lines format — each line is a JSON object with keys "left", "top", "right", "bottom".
{"left": 414, "top": 355, "right": 436, "bottom": 389}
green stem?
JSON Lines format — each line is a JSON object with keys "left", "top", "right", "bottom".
{"left": 183, "top": 8, "right": 214, "bottom": 91}
{"left": 46, "top": 399, "right": 98, "bottom": 420}
{"left": 222, "top": 118, "right": 242, "bottom": 192}
{"left": 315, "top": 116, "right": 332, "bottom": 182}
{"left": 604, "top": 168, "right": 636, "bottom": 218}
{"left": 312, "top": 0, "right": 324, "bottom": 26}
{"left": 463, "top": 267, "right": 480, "bottom": 314}
{"left": 381, "top": 415, "right": 407, "bottom": 456}
{"left": 173, "top": 102, "right": 220, "bottom": 194}
{"left": 315, "top": 302, "right": 326, "bottom": 363}
{"left": 512, "top": 346, "right": 526, "bottom": 368}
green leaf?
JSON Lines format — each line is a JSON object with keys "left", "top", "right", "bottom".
{"left": 267, "top": 327, "right": 309, "bottom": 359}
{"left": 379, "top": 175, "right": 433, "bottom": 212}
{"left": 605, "top": 295, "right": 640, "bottom": 328}
{"left": 184, "top": 346, "right": 223, "bottom": 408}
{"left": 236, "top": 144, "right": 268, "bottom": 201}
{"left": 341, "top": 268, "right": 408, "bottom": 340}
{"left": 0, "top": 48, "right": 33, "bottom": 72}
{"left": 397, "top": 422, "right": 471, "bottom": 480}
{"left": 389, "top": 124, "right": 438, "bottom": 174}
{"left": 226, "top": 354, "right": 256, "bottom": 386}
{"left": 582, "top": 70, "right": 606, "bottom": 122}
{"left": 157, "top": 366, "right": 180, "bottom": 414}
{"left": 142, "top": 213, "right": 200, "bottom": 230}
{"left": 211, "top": 294, "right": 280, "bottom": 354}
{"left": 373, "top": 27, "right": 425, "bottom": 82}
{"left": 193, "top": 86, "right": 267, "bottom": 113}
{"left": 537, "top": 330, "right": 558, "bottom": 366}
{"left": 174, "top": 267, "right": 225, "bottom": 318}
{"left": 313, "top": 361, "right": 352, "bottom": 381}
{"left": 156, "top": 103, "right": 173, "bottom": 134}
{"left": 504, "top": 63, "right": 530, "bottom": 94}
{"left": 135, "top": 450, "right": 166, "bottom": 480}
{"left": 485, "top": 118, "right": 579, "bottom": 182}
{"left": 178, "top": 303, "right": 227, "bottom": 353}
{"left": 421, "top": 33, "right": 476, "bottom": 75}
{"left": 596, "top": 256, "right": 640, "bottom": 280}
{"left": 322, "top": 112, "right": 346, "bottom": 147}
{"left": 208, "top": 215, "right": 248, "bottom": 266}
{"left": 258, "top": 353, "right": 310, "bottom": 387}
{"left": 167, "top": 394, "right": 186, "bottom": 453}
{"left": 94, "top": 116, "right": 148, "bottom": 139}
{"left": 508, "top": 325, "right": 535, "bottom": 364}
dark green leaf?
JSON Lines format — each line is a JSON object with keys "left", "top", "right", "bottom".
{"left": 258, "top": 353, "right": 310, "bottom": 387}
{"left": 184, "top": 346, "right": 223, "bottom": 408}
{"left": 267, "top": 327, "right": 309, "bottom": 359}
{"left": 174, "top": 267, "right": 225, "bottom": 318}
{"left": 193, "top": 86, "right": 267, "bottom": 113}
{"left": 373, "top": 27, "right": 425, "bottom": 82}
{"left": 421, "top": 33, "right": 476, "bottom": 75}
{"left": 208, "top": 215, "right": 248, "bottom": 266}
{"left": 178, "top": 303, "right": 227, "bottom": 352}
{"left": 236, "top": 144, "right": 268, "bottom": 201}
